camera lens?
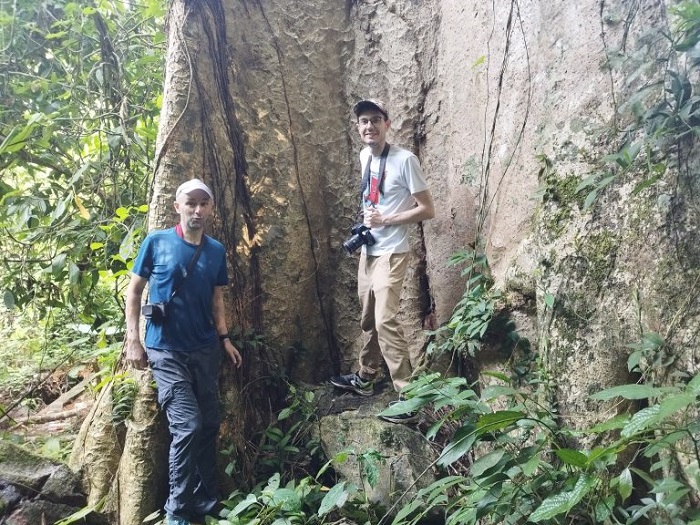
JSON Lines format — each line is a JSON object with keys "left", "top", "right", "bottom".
{"left": 343, "top": 234, "right": 365, "bottom": 254}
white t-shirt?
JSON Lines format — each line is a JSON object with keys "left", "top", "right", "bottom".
{"left": 360, "top": 144, "right": 429, "bottom": 255}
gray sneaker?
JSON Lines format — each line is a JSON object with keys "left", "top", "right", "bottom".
{"left": 166, "top": 514, "right": 190, "bottom": 525}
{"left": 378, "top": 399, "right": 419, "bottom": 424}
{"left": 329, "top": 372, "right": 374, "bottom": 396}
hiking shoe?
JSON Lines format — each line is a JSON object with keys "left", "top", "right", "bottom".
{"left": 378, "top": 400, "right": 419, "bottom": 424}
{"left": 166, "top": 514, "right": 190, "bottom": 525}
{"left": 330, "top": 372, "right": 374, "bottom": 396}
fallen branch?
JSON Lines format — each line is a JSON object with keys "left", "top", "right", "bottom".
{"left": 10, "top": 405, "right": 93, "bottom": 430}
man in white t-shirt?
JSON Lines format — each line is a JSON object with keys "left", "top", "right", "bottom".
{"left": 331, "top": 99, "right": 434, "bottom": 423}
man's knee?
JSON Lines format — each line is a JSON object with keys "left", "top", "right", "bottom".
{"left": 374, "top": 309, "right": 402, "bottom": 333}
{"left": 161, "top": 382, "right": 203, "bottom": 434}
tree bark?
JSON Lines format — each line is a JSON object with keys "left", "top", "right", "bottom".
{"left": 69, "top": 1, "right": 700, "bottom": 522}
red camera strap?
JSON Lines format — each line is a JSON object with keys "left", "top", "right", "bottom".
{"left": 360, "top": 143, "right": 390, "bottom": 206}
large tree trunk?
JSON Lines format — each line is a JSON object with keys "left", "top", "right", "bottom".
{"left": 70, "top": 0, "right": 699, "bottom": 522}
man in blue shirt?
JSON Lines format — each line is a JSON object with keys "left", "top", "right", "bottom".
{"left": 125, "top": 178, "right": 242, "bottom": 525}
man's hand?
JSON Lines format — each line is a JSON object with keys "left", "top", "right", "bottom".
{"left": 125, "top": 339, "right": 148, "bottom": 370}
{"left": 363, "top": 190, "right": 434, "bottom": 229}
{"left": 364, "top": 207, "right": 387, "bottom": 228}
{"left": 224, "top": 339, "right": 243, "bottom": 368}
{"left": 125, "top": 274, "right": 148, "bottom": 370}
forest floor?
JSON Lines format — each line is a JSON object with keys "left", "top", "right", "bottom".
{"left": 0, "top": 369, "right": 95, "bottom": 460}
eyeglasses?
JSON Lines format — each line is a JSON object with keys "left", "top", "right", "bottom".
{"left": 357, "top": 116, "right": 385, "bottom": 127}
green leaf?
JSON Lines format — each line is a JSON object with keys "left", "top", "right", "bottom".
{"left": 588, "top": 414, "right": 630, "bottom": 433}
{"left": 544, "top": 293, "right": 555, "bottom": 308}
{"left": 45, "top": 30, "right": 69, "bottom": 40}
{"left": 54, "top": 504, "right": 96, "bottom": 525}
{"left": 529, "top": 492, "right": 572, "bottom": 522}
{"left": 597, "top": 174, "right": 616, "bottom": 188}
{"left": 41, "top": 437, "right": 63, "bottom": 457}
{"left": 629, "top": 466, "right": 655, "bottom": 487}
{"left": 476, "top": 410, "right": 525, "bottom": 434}
{"left": 575, "top": 174, "right": 600, "bottom": 193}
{"left": 264, "top": 427, "right": 284, "bottom": 441}
{"left": 51, "top": 253, "right": 68, "bottom": 275}
{"left": 318, "top": 482, "right": 350, "bottom": 516}
{"left": 583, "top": 188, "right": 599, "bottom": 210}
{"left": 229, "top": 494, "right": 259, "bottom": 517}
{"left": 589, "top": 383, "right": 663, "bottom": 401}
{"left": 632, "top": 175, "right": 663, "bottom": 195}
{"left": 143, "top": 0, "right": 166, "bottom": 18}
{"left": 617, "top": 467, "right": 633, "bottom": 501}
{"left": 0, "top": 113, "right": 44, "bottom": 154}
{"left": 142, "top": 510, "right": 162, "bottom": 522}
{"left": 531, "top": 182, "right": 549, "bottom": 201}
{"left": 3, "top": 290, "right": 15, "bottom": 309}
{"left": 470, "top": 449, "right": 505, "bottom": 477}
{"left": 480, "top": 371, "right": 510, "bottom": 382}
{"left": 657, "top": 392, "right": 695, "bottom": 420}
{"left": 480, "top": 385, "right": 517, "bottom": 400}
{"left": 392, "top": 494, "right": 425, "bottom": 524}
{"left": 569, "top": 474, "right": 596, "bottom": 508}
{"left": 68, "top": 260, "right": 80, "bottom": 284}
{"left": 383, "top": 396, "right": 431, "bottom": 417}
{"left": 119, "top": 226, "right": 138, "bottom": 262}
{"left": 627, "top": 350, "right": 642, "bottom": 372}
{"left": 333, "top": 450, "right": 351, "bottom": 463}
{"left": 625, "top": 141, "right": 642, "bottom": 164}
{"left": 437, "top": 425, "right": 477, "bottom": 467}
{"left": 268, "top": 487, "right": 301, "bottom": 512}
{"left": 621, "top": 405, "right": 661, "bottom": 438}
{"left": 554, "top": 448, "right": 588, "bottom": 468}
{"left": 687, "top": 373, "right": 700, "bottom": 394}
{"left": 471, "top": 55, "right": 486, "bottom": 69}
{"left": 627, "top": 332, "right": 665, "bottom": 352}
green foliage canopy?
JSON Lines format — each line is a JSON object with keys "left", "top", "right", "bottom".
{"left": 0, "top": 0, "right": 165, "bottom": 328}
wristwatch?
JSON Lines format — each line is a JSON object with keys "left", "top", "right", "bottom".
{"left": 219, "top": 334, "right": 230, "bottom": 342}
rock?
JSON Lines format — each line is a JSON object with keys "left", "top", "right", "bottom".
{"left": 0, "top": 483, "right": 23, "bottom": 515}
{"left": 6, "top": 500, "right": 79, "bottom": 525}
{"left": 316, "top": 385, "right": 439, "bottom": 514}
{"left": 0, "top": 441, "right": 106, "bottom": 524}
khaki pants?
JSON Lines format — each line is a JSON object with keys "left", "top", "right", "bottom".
{"left": 357, "top": 251, "right": 412, "bottom": 392}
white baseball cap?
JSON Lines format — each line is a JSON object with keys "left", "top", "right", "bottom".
{"left": 175, "top": 178, "right": 213, "bottom": 200}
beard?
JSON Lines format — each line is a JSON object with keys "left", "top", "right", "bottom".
{"left": 187, "top": 218, "right": 204, "bottom": 230}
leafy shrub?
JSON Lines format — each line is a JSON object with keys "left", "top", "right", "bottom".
{"left": 427, "top": 249, "right": 527, "bottom": 361}
{"left": 576, "top": 2, "right": 700, "bottom": 209}
{"left": 383, "top": 372, "right": 700, "bottom": 525}
{"left": 217, "top": 471, "right": 358, "bottom": 525}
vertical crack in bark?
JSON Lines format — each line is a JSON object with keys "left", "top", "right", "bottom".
{"left": 189, "top": 0, "right": 263, "bottom": 332}
{"left": 599, "top": 0, "right": 619, "bottom": 131}
{"left": 412, "top": 8, "right": 439, "bottom": 332}
{"left": 598, "top": 0, "right": 644, "bottom": 132}
{"left": 181, "top": 0, "right": 291, "bottom": 482}
{"left": 478, "top": 0, "right": 532, "bottom": 240}
{"left": 252, "top": 0, "right": 341, "bottom": 366}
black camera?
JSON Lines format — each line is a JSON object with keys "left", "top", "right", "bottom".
{"left": 343, "top": 224, "right": 376, "bottom": 254}
{"left": 141, "top": 302, "right": 168, "bottom": 321}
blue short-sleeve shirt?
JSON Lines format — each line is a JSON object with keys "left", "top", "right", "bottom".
{"left": 132, "top": 228, "right": 228, "bottom": 351}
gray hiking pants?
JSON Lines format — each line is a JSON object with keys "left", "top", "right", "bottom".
{"left": 147, "top": 344, "right": 221, "bottom": 520}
